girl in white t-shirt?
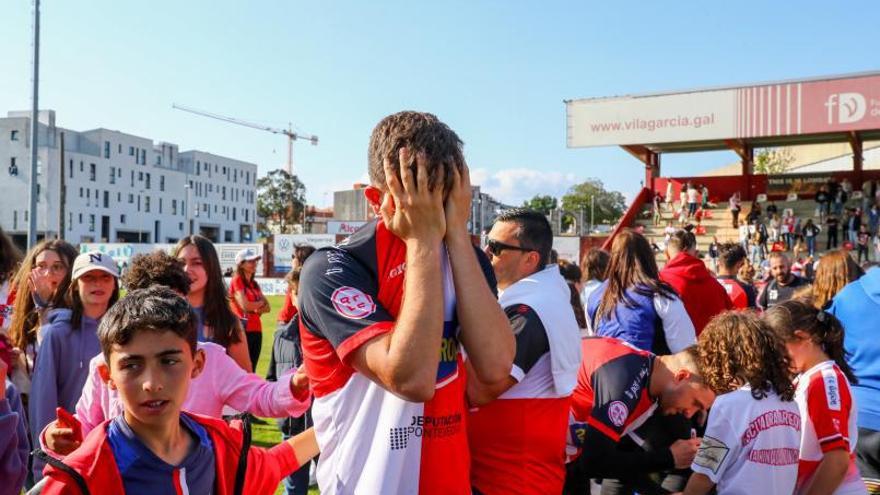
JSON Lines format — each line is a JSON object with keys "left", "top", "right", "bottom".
{"left": 766, "top": 299, "right": 868, "bottom": 495}
{"left": 684, "top": 311, "right": 801, "bottom": 495}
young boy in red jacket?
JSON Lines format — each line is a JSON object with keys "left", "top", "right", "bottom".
{"left": 39, "top": 286, "right": 318, "bottom": 495}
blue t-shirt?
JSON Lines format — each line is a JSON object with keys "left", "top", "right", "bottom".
{"left": 107, "top": 414, "right": 216, "bottom": 495}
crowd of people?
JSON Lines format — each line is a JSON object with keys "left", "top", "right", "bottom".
{"left": 0, "top": 111, "right": 878, "bottom": 495}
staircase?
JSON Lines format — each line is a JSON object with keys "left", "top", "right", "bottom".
{"left": 638, "top": 198, "right": 861, "bottom": 268}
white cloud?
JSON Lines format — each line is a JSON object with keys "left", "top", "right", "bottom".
{"left": 470, "top": 167, "right": 579, "bottom": 206}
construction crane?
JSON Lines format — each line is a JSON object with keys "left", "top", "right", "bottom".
{"left": 172, "top": 103, "right": 318, "bottom": 175}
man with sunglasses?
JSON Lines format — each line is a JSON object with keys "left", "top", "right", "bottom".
{"left": 297, "top": 111, "right": 515, "bottom": 495}
{"left": 468, "top": 209, "right": 581, "bottom": 495}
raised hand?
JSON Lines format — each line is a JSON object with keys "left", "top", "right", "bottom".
{"left": 444, "top": 161, "right": 472, "bottom": 241}
{"left": 380, "top": 147, "right": 446, "bottom": 245}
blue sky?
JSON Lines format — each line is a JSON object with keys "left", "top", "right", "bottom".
{"left": 1, "top": 1, "right": 877, "bottom": 206}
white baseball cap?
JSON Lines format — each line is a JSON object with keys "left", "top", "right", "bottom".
{"left": 72, "top": 251, "right": 120, "bottom": 280}
{"left": 234, "top": 248, "right": 261, "bottom": 265}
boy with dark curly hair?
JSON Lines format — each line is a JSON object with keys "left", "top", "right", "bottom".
{"left": 684, "top": 311, "right": 801, "bottom": 495}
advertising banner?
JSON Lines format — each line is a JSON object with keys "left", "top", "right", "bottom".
{"left": 567, "top": 73, "right": 880, "bottom": 148}
{"left": 215, "top": 243, "right": 263, "bottom": 275}
{"left": 327, "top": 221, "right": 366, "bottom": 235}
{"left": 273, "top": 234, "right": 336, "bottom": 273}
{"left": 766, "top": 174, "right": 828, "bottom": 197}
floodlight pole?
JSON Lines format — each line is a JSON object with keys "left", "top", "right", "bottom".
{"left": 27, "top": 0, "right": 41, "bottom": 247}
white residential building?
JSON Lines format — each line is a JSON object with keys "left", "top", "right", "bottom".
{"left": 0, "top": 110, "right": 258, "bottom": 246}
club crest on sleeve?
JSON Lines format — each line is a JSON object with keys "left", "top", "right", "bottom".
{"left": 607, "top": 401, "right": 629, "bottom": 427}
{"left": 331, "top": 286, "right": 377, "bottom": 319}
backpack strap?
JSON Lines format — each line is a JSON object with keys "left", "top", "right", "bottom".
{"left": 231, "top": 413, "right": 252, "bottom": 495}
{"left": 32, "top": 449, "right": 91, "bottom": 495}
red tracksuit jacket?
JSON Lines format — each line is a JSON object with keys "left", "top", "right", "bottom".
{"left": 39, "top": 413, "right": 300, "bottom": 495}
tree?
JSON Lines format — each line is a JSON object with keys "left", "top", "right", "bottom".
{"left": 754, "top": 148, "right": 795, "bottom": 175}
{"left": 256, "top": 169, "right": 307, "bottom": 235}
{"left": 522, "top": 194, "right": 558, "bottom": 215}
{"left": 561, "top": 179, "right": 626, "bottom": 228}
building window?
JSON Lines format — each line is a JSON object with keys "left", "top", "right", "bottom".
{"left": 145, "top": 196, "right": 151, "bottom": 212}
{"left": 159, "top": 197, "right": 163, "bottom": 214}
{"left": 10, "top": 130, "right": 19, "bottom": 141}
{"left": 80, "top": 161, "right": 84, "bottom": 172}
{"left": 69, "top": 159, "right": 74, "bottom": 178}
{"left": 130, "top": 171, "right": 134, "bottom": 187}
{"left": 110, "top": 167, "right": 116, "bottom": 184}
{"left": 103, "top": 191, "right": 109, "bottom": 208}
{"left": 128, "top": 193, "right": 134, "bottom": 204}
{"left": 103, "top": 141, "right": 110, "bottom": 159}
{"left": 120, "top": 214, "right": 126, "bottom": 223}
{"left": 232, "top": 207, "right": 236, "bottom": 221}
{"left": 137, "top": 195, "right": 141, "bottom": 212}
{"left": 160, "top": 175, "right": 165, "bottom": 191}
{"left": 79, "top": 187, "right": 83, "bottom": 198}
{"left": 140, "top": 149, "right": 146, "bottom": 165}
{"left": 172, "top": 199, "right": 178, "bottom": 215}
{"left": 68, "top": 212, "right": 72, "bottom": 230}
{"left": 89, "top": 163, "right": 96, "bottom": 181}
{"left": 145, "top": 173, "right": 151, "bottom": 189}
{"left": 8, "top": 157, "right": 18, "bottom": 176}
{"left": 138, "top": 172, "right": 143, "bottom": 181}
{"left": 222, "top": 186, "right": 226, "bottom": 200}
{"left": 89, "top": 215, "right": 95, "bottom": 232}
{"left": 179, "top": 222, "right": 184, "bottom": 231}
{"left": 129, "top": 146, "right": 135, "bottom": 156}
{"left": 117, "top": 192, "right": 121, "bottom": 202}
{"left": 78, "top": 213, "right": 82, "bottom": 223}
{"left": 86, "top": 189, "right": 90, "bottom": 199}
{"left": 118, "top": 144, "right": 122, "bottom": 154}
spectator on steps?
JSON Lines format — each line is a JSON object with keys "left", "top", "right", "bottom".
{"left": 729, "top": 192, "right": 742, "bottom": 228}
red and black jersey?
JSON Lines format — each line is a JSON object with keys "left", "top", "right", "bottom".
{"left": 566, "top": 337, "right": 675, "bottom": 481}
{"left": 298, "top": 218, "right": 496, "bottom": 495}
{"left": 569, "top": 337, "right": 657, "bottom": 448}
{"left": 716, "top": 275, "right": 757, "bottom": 309}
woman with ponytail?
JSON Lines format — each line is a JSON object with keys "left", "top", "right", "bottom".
{"left": 765, "top": 298, "right": 867, "bottom": 494}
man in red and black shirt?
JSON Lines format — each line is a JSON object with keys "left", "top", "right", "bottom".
{"left": 298, "top": 112, "right": 515, "bottom": 495}
{"left": 564, "top": 337, "right": 716, "bottom": 494}
{"left": 715, "top": 242, "right": 757, "bottom": 309}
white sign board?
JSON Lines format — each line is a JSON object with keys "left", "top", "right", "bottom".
{"left": 224, "top": 277, "right": 288, "bottom": 296}
{"left": 273, "top": 234, "right": 336, "bottom": 272}
{"left": 567, "top": 89, "right": 735, "bottom": 147}
{"left": 553, "top": 237, "right": 581, "bottom": 264}
{"left": 327, "top": 221, "right": 366, "bottom": 235}
{"left": 215, "top": 244, "right": 263, "bottom": 274}
{"left": 567, "top": 73, "right": 880, "bottom": 148}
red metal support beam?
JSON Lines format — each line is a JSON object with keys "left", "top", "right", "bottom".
{"left": 848, "top": 131, "right": 864, "bottom": 190}
{"left": 621, "top": 145, "right": 661, "bottom": 194}
{"left": 725, "top": 139, "right": 755, "bottom": 200}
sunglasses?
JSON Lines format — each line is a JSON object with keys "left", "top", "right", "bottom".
{"left": 485, "top": 239, "right": 535, "bottom": 256}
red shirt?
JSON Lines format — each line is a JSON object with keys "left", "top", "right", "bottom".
{"left": 277, "top": 289, "right": 297, "bottom": 323}
{"left": 660, "top": 252, "right": 732, "bottom": 335}
{"left": 229, "top": 275, "right": 264, "bottom": 332}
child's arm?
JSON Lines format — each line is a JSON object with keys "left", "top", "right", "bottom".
{"left": 803, "top": 449, "right": 850, "bottom": 495}
{"left": 283, "top": 427, "right": 319, "bottom": 469}
{"left": 212, "top": 345, "right": 310, "bottom": 418}
{"left": 682, "top": 472, "right": 715, "bottom": 495}
{"left": 243, "top": 427, "right": 319, "bottom": 494}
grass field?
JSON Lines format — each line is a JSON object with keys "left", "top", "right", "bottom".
{"left": 251, "top": 294, "right": 320, "bottom": 495}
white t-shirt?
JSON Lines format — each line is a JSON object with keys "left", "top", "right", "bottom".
{"left": 687, "top": 187, "right": 699, "bottom": 203}
{"left": 794, "top": 361, "right": 866, "bottom": 495}
{"left": 691, "top": 385, "right": 801, "bottom": 495}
